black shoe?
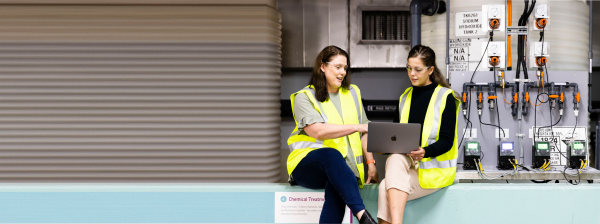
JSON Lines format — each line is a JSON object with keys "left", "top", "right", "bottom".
{"left": 358, "top": 210, "right": 377, "bottom": 224}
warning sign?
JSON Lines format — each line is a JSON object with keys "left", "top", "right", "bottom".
{"left": 455, "top": 11, "right": 484, "bottom": 37}
{"left": 529, "top": 127, "right": 588, "bottom": 166}
{"left": 449, "top": 38, "right": 485, "bottom": 72}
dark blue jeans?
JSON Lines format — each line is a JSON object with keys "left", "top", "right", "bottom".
{"left": 291, "top": 148, "right": 366, "bottom": 223}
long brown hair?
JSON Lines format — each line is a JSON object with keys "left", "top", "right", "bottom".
{"left": 407, "top": 44, "right": 452, "bottom": 90}
{"left": 308, "top": 46, "right": 350, "bottom": 102}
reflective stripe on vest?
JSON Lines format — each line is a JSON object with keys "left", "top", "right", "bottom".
{"left": 419, "top": 157, "right": 458, "bottom": 169}
{"left": 349, "top": 87, "right": 362, "bottom": 124}
{"left": 288, "top": 139, "right": 324, "bottom": 152}
{"left": 356, "top": 156, "right": 363, "bottom": 164}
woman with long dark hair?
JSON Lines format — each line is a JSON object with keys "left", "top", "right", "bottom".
{"left": 377, "top": 45, "right": 460, "bottom": 224}
{"left": 286, "top": 46, "right": 378, "bottom": 224}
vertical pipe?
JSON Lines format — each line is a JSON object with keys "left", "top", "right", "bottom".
{"left": 410, "top": 0, "right": 422, "bottom": 48}
{"left": 446, "top": 0, "right": 450, "bottom": 81}
{"left": 589, "top": 1, "right": 598, "bottom": 113}
{"left": 590, "top": 0, "right": 593, "bottom": 75}
{"left": 597, "top": 121, "right": 599, "bottom": 170}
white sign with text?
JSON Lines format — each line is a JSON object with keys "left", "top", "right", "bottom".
{"left": 455, "top": 11, "right": 484, "bottom": 37}
{"left": 449, "top": 38, "right": 485, "bottom": 72}
{"left": 274, "top": 192, "right": 352, "bottom": 223}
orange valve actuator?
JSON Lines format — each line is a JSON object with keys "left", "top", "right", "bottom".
{"left": 489, "top": 19, "right": 500, "bottom": 29}
{"left": 536, "top": 18, "right": 547, "bottom": 29}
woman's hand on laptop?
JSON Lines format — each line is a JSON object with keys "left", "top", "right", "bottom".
{"left": 357, "top": 124, "right": 368, "bottom": 133}
{"left": 408, "top": 147, "right": 426, "bottom": 162}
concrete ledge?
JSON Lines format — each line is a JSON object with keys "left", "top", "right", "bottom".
{"left": 0, "top": 183, "right": 598, "bottom": 223}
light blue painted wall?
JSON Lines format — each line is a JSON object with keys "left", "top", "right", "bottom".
{"left": 0, "top": 183, "right": 598, "bottom": 223}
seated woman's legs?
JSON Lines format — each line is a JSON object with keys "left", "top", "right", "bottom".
{"left": 377, "top": 154, "right": 439, "bottom": 224}
{"left": 291, "top": 148, "right": 366, "bottom": 223}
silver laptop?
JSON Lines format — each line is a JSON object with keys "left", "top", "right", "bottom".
{"left": 367, "top": 122, "right": 421, "bottom": 154}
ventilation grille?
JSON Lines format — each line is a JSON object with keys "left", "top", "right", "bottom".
{"left": 361, "top": 11, "right": 411, "bottom": 42}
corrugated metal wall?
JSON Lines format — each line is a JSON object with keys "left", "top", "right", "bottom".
{"left": 0, "top": 2, "right": 282, "bottom": 182}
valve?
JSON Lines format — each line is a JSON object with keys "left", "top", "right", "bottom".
{"left": 574, "top": 91, "right": 580, "bottom": 117}
{"left": 558, "top": 86, "right": 564, "bottom": 115}
{"left": 535, "top": 57, "right": 547, "bottom": 67}
{"left": 488, "top": 96, "right": 497, "bottom": 110}
{"left": 489, "top": 56, "right": 500, "bottom": 67}
{"left": 511, "top": 92, "right": 519, "bottom": 116}
{"left": 462, "top": 92, "right": 469, "bottom": 115}
{"left": 535, "top": 18, "right": 547, "bottom": 29}
{"left": 488, "top": 83, "right": 496, "bottom": 111}
{"left": 489, "top": 19, "right": 500, "bottom": 30}
{"left": 477, "top": 91, "right": 483, "bottom": 115}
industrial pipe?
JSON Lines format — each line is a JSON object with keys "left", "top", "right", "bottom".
{"left": 446, "top": 0, "right": 450, "bottom": 81}
{"left": 410, "top": 0, "right": 446, "bottom": 48}
{"left": 589, "top": 0, "right": 598, "bottom": 114}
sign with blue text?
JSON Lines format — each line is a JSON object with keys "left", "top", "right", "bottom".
{"left": 275, "top": 192, "right": 352, "bottom": 223}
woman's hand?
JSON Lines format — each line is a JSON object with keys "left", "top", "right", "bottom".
{"left": 366, "top": 163, "right": 379, "bottom": 184}
{"left": 408, "top": 147, "right": 426, "bottom": 162}
{"left": 358, "top": 124, "right": 368, "bottom": 133}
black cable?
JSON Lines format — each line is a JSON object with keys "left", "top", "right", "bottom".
{"left": 548, "top": 100, "right": 568, "bottom": 161}
{"left": 470, "top": 35, "right": 493, "bottom": 83}
{"left": 532, "top": 92, "right": 549, "bottom": 142}
{"left": 563, "top": 165, "right": 580, "bottom": 185}
{"left": 495, "top": 98, "right": 503, "bottom": 139}
{"left": 478, "top": 113, "right": 506, "bottom": 142}
{"left": 570, "top": 119, "right": 578, "bottom": 141}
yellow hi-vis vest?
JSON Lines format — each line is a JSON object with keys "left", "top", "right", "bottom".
{"left": 398, "top": 85, "right": 460, "bottom": 189}
{"left": 287, "top": 84, "right": 366, "bottom": 188}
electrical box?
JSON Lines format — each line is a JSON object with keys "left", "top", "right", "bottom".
{"left": 463, "top": 140, "right": 481, "bottom": 170}
{"left": 482, "top": 41, "right": 505, "bottom": 68}
{"left": 497, "top": 141, "right": 515, "bottom": 170}
{"left": 534, "top": 4, "right": 549, "bottom": 18}
{"left": 531, "top": 4, "right": 549, "bottom": 31}
{"left": 531, "top": 141, "right": 551, "bottom": 169}
{"left": 529, "top": 42, "right": 549, "bottom": 68}
{"left": 482, "top": 5, "right": 505, "bottom": 32}
{"left": 568, "top": 140, "right": 586, "bottom": 169}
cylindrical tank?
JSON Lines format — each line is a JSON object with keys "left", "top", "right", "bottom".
{"left": 421, "top": 0, "right": 590, "bottom": 74}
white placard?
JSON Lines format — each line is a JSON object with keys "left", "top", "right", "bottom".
{"left": 495, "top": 128, "right": 509, "bottom": 139}
{"left": 528, "top": 126, "right": 587, "bottom": 166}
{"left": 275, "top": 192, "right": 352, "bottom": 223}
{"left": 455, "top": 11, "right": 484, "bottom": 37}
{"left": 449, "top": 38, "right": 485, "bottom": 72}
{"left": 462, "top": 128, "right": 477, "bottom": 138}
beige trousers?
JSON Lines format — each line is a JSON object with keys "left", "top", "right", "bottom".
{"left": 377, "top": 154, "right": 440, "bottom": 223}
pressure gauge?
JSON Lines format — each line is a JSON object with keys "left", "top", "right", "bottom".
{"left": 534, "top": 4, "right": 548, "bottom": 18}
{"left": 488, "top": 5, "right": 501, "bottom": 18}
